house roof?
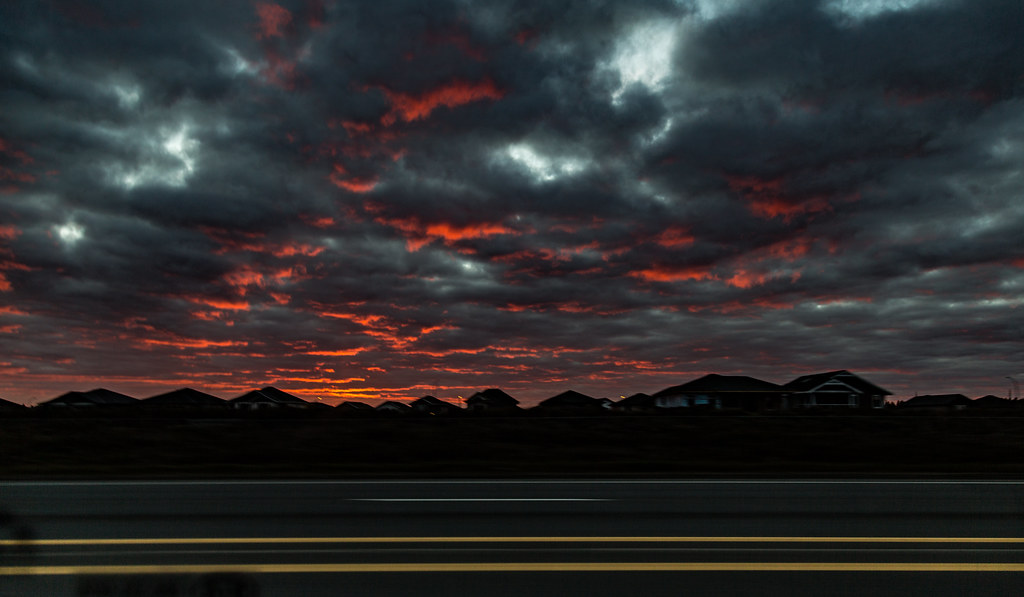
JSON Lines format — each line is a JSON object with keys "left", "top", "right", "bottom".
{"left": 411, "top": 395, "right": 451, "bottom": 407}
{"left": 537, "top": 390, "right": 600, "bottom": 408}
{"left": 973, "top": 394, "right": 1011, "bottom": 406}
{"left": 901, "top": 394, "right": 972, "bottom": 407}
{"left": 376, "top": 400, "right": 411, "bottom": 411}
{"left": 143, "top": 387, "right": 224, "bottom": 406}
{"left": 0, "top": 397, "right": 26, "bottom": 409}
{"left": 336, "top": 400, "right": 373, "bottom": 410}
{"left": 230, "top": 386, "right": 307, "bottom": 405}
{"left": 652, "top": 374, "right": 783, "bottom": 397}
{"left": 42, "top": 388, "right": 138, "bottom": 406}
{"left": 466, "top": 388, "right": 519, "bottom": 406}
{"left": 614, "top": 393, "right": 654, "bottom": 408}
{"left": 783, "top": 370, "right": 892, "bottom": 395}
{"left": 410, "top": 395, "right": 460, "bottom": 412}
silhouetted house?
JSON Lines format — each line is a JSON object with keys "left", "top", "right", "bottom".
{"left": 229, "top": 386, "right": 308, "bottom": 410}
{"left": 410, "top": 395, "right": 461, "bottom": 416}
{"left": 375, "top": 400, "right": 412, "bottom": 414}
{"left": 465, "top": 388, "right": 519, "bottom": 412}
{"left": 535, "top": 390, "right": 609, "bottom": 412}
{"left": 142, "top": 388, "right": 225, "bottom": 409}
{"left": 613, "top": 393, "right": 655, "bottom": 412}
{"left": 336, "top": 401, "right": 374, "bottom": 414}
{"left": 652, "top": 375, "right": 787, "bottom": 410}
{"left": 0, "top": 397, "right": 26, "bottom": 411}
{"left": 39, "top": 388, "right": 138, "bottom": 408}
{"left": 782, "top": 370, "right": 890, "bottom": 409}
{"left": 899, "top": 394, "right": 972, "bottom": 410}
{"left": 972, "top": 395, "right": 1014, "bottom": 409}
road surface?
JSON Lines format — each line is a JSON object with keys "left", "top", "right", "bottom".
{"left": 2, "top": 479, "right": 1023, "bottom": 596}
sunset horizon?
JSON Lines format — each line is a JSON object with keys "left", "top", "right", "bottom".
{"left": 2, "top": 1, "right": 1022, "bottom": 408}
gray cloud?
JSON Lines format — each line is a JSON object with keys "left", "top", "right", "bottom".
{"left": 1, "top": 0, "right": 1022, "bottom": 404}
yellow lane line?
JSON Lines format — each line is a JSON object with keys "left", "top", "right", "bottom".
{"left": 3, "top": 536, "right": 1024, "bottom": 547}
{"left": 3, "top": 562, "right": 1024, "bottom": 575}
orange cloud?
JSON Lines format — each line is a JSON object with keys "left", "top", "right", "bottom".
{"left": 0, "top": 225, "right": 19, "bottom": 240}
{"left": 305, "top": 348, "right": 367, "bottom": 357}
{"left": 723, "top": 268, "right": 771, "bottom": 289}
{"left": 255, "top": 3, "right": 292, "bottom": 39}
{"left": 185, "top": 296, "right": 251, "bottom": 311}
{"left": 653, "top": 227, "right": 695, "bottom": 248}
{"left": 141, "top": 338, "right": 248, "bottom": 350}
{"left": 727, "top": 175, "right": 832, "bottom": 221}
{"left": 630, "top": 265, "right": 714, "bottom": 283}
{"left": 272, "top": 243, "right": 325, "bottom": 258}
{"left": 378, "top": 78, "right": 504, "bottom": 126}
{"left": 379, "top": 217, "right": 515, "bottom": 251}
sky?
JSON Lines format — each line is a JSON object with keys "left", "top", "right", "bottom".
{"left": 1, "top": 0, "right": 1023, "bottom": 406}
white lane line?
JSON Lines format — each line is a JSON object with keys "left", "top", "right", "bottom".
{"left": 348, "top": 498, "right": 610, "bottom": 502}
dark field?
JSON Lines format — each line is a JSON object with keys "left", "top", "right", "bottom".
{"left": 3, "top": 410, "right": 1024, "bottom": 478}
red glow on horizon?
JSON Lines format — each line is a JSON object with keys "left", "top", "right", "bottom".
{"left": 305, "top": 0, "right": 325, "bottom": 28}
{"left": 767, "top": 237, "right": 813, "bottom": 261}
{"left": 141, "top": 338, "right": 249, "bottom": 350}
{"left": 304, "top": 348, "right": 368, "bottom": 357}
{"left": 653, "top": 227, "right": 695, "bottom": 248}
{"left": 378, "top": 79, "right": 504, "bottom": 126}
{"left": 728, "top": 175, "right": 834, "bottom": 221}
{"left": 255, "top": 3, "right": 292, "bottom": 39}
{"left": 630, "top": 265, "right": 713, "bottom": 283}
{"left": 261, "top": 48, "right": 298, "bottom": 89}
{"left": 272, "top": 243, "right": 325, "bottom": 258}
{"left": 303, "top": 215, "right": 336, "bottom": 228}
{"left": 331, "top": 175, "right": 378, "bottom": 193}
{"left": 514, "top": 28, "right": 539, "bottom": 48}
{"left": 379, "top": 217, "right": 515, "bottom": 251}
{"left": 1, "top": 138, "right": 36, "bottom": 191}
{"left": 186, "top": 296, "right": 251, "bottom": 311}
{"left": 724, "top": 269, "right": 770, "bottom": 289}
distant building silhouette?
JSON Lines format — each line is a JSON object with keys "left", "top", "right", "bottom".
{"left": 38, "top": 388, "right": 137, "bottom": 408}
{"left": 466, "top": 388, "right": 519, "bottom": 412}
{"left": 410, "top": 395, "right": 461, "bottom": 416}
{"left": 782, "top": 370, "right": 890, "bottom": 409}
{"left": 535, "top": 390, "right": 609, "bottom": 412}
{"left": 229, "top": 386, "right": 308, "bottom": 410}
{"left": 652, "top": 374, "right": 786, "bottom": 410}
{"left": 375, "top": 400, "right": 412, "bottom": 414}
{"left": 899, "top": 394, "right": 972, "bottom": 410}
{"left": 142, "top": 388, "right": 225, "bottom": 408}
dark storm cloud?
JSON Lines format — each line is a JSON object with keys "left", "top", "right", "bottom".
{"left": 1, "top": 0, "right": 1022, "bottom": 404}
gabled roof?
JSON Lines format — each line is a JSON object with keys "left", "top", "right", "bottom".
{"left": 376, "top": 400, "right": 411, "bottom": 411}
{"left": 973, "top": 394, "right": 1011, "bottom": 406}
{"left": 143, "top": 388, "right": 224, "bottom": 406}
{"left": 653, "top": 374, "right": 783, "bottom": 397}
{"left": 230, "top": 386, "right": 307, "bottom": 405}
{"left": 336, "top": 400, "right": 373, "bottom": 410}
{"left": 0, "top": 397, "right": 26, "bottom": 409}
{"left": 783, "top": 370, "right": 891, "bottom": 395}
{"left": 466, "top": 388, "right": 519, "bottom": 406}
{"left": 537, "top": 390, "right": 600, "bottom": 408}
{"left": 42, "top": 388, "right": 138, "bottom": 406}
{"left": 410, "top": 395, "right": 460, "bottom": 412}
{"left": 411, "top": 395, "right": 449, "bottom": 407}
{"left": 901, "top": 394, "right": 972, "bottom": 407}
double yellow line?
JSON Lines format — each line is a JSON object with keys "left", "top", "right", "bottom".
{"left": 4, "top": 535, "right": 1024, "bottom": 546}
{"left": 4, "top": 562, "right": 1024, "bottom": 575}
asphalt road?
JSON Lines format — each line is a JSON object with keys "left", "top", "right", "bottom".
{"left": 2, "top": 479, "right": 1023, "bottom": 596}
